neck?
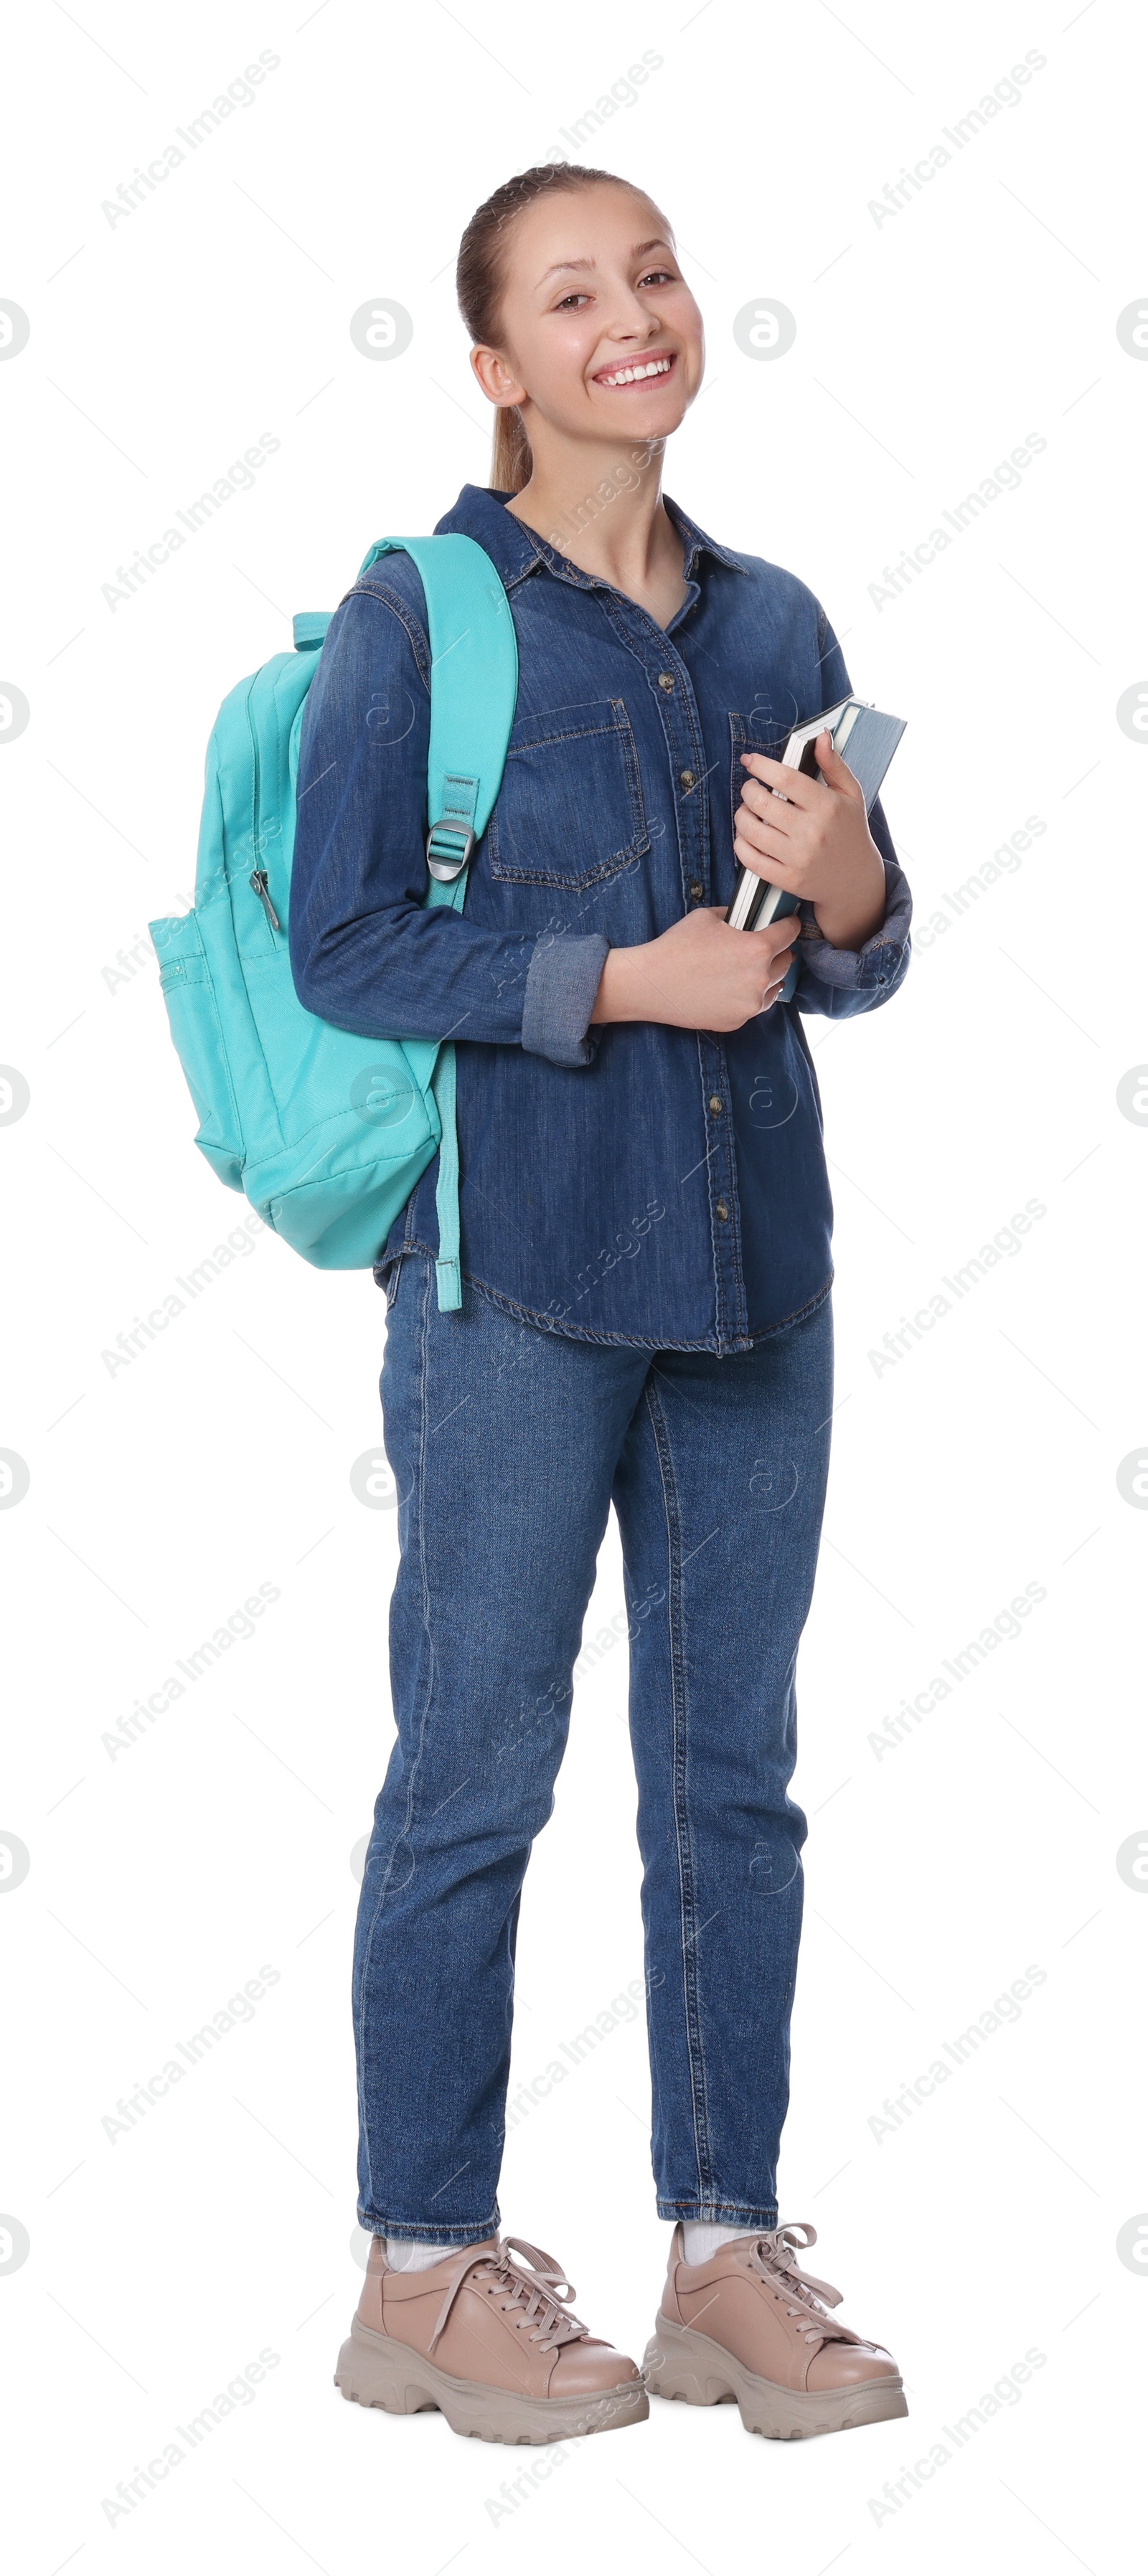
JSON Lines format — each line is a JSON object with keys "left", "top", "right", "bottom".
{"left": 506, "top": 432, "right": 676, "bottom": 591}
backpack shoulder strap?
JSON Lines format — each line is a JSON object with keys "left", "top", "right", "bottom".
{"left": 357, "top": 531, "right": 518, "bottom": 881}
{"left": 356, "top": 532, "right": 519, "bottom": 1310}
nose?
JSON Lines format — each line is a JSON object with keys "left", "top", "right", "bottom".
{"left": 603, "top": 280, "right": 665, "bottom": 341}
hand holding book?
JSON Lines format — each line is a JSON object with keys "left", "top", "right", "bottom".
{"left": 589, "top": 695, "right": 905, "bottom": 1037}
{"left": 728, "top": 697, "right": 906, "bottom": 1002}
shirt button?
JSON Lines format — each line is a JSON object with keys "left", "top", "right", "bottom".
{"left": 708, "top": 1095, "right": 723, "bottom": 1115}
{"left": 657, "top": 672, "right": 675, "bottom": 692}
{"left": 689, "top": 879, "right": 704, "bottom": 902}
{"left": 679, "top": 768, "right": 696, "bottom": 790}
{"left": 715, "top": 1199, "right": 730, "bottom": 1221}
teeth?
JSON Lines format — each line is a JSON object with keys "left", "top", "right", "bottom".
{"left": 601, "top": 357, "right": 673, "bottom": 386}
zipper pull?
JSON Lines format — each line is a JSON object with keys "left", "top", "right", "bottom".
{"left": 249, "top": 869, "right": 281, "bottom": 931}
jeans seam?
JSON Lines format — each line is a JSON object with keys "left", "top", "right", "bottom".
{"left": 357, "top": 2208, "right": 502, "bottom": 2247}
{"left": 654, "top": 2199, "right": 779, "bottom": 2224}
{"left": 356, "top": 1255, "right": 437, "bottom": 2216}
{"left": 643, "top": 1371, "right": 712, "bottom": 2199}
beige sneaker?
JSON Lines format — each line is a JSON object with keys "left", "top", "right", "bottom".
{"left": 643, "top": 2222, "right": 907, "bottom": 2439}
{"left": 335, "top": 2233, "right": 648, "bottom": 2445}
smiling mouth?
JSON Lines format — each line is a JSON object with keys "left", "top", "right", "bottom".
{"left": 593, "top": 352, "right": 677, "bottom": 389}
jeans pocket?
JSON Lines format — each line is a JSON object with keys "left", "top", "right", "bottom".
{"left": 150, "top": 912, "right": 244, "bottom": 1189}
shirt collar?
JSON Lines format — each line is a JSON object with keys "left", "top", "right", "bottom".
{"left": 433, "top": 483, "right": 748, "bottom": 590}
{"left": 663, "top": 493, "right": 748, "bottom": 580}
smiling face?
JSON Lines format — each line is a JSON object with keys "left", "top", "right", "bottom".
{"left": 469, "top": 181, "right": 705, "bottom": 466}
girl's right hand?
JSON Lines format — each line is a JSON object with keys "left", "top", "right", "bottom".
{"left": 589, "top": 906, "right": 800, "bottom": 1032}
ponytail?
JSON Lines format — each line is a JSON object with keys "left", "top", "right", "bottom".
{"left": 490, "top": 402, "right": 532, "bottom": 497}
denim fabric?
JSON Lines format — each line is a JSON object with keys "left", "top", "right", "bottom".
{"left": 291, "top": 484, "right": 911, "bottom": 1351}
{"left": 353, "top": 1255, "right": 833, "bottom": 2242}
{"left": 521, "top": 924, "right": 610, "bottom": 1067}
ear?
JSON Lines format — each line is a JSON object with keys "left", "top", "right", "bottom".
{"left": 470, "top": 343, "right": 527, "bottom": 407}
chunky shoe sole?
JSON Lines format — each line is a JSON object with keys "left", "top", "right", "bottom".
{"left": 334, "top": 2318, "right": 649, "bottom": 2445}
{"left": 642, "top": 2313, "right": 908, "bottom": 2440}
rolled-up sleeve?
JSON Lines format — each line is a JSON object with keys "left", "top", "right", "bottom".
{"left": 289, "top": 582, "right": 606, "bottom": 1065}
{"left": 522, "top": 930, "right": 609, "bottom": 1066}
{"left": 791, "top": 607, "right": 913, "bottom": 1022}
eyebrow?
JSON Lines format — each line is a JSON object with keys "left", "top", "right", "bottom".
{"left": 537, "top": 238, "right": 674, "bottom": 286}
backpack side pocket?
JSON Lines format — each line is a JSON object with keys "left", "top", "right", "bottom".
{"left": 149, "top": 912, "right": 245, "bottom": 1190}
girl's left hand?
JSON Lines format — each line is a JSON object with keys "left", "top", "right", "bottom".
{"left": 736, "top": 733, "right": 888, "bottom": 952}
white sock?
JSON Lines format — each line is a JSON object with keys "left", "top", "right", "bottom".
{"left": 385, "top": 2237, "right": 449, "bottom": 2273}
{"left": 680, "top": 2220, "right": 758, "bottom": 2266}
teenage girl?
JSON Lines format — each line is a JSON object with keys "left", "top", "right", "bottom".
{"left": 290, "top": 162, "right": 913, "bottom": 2448}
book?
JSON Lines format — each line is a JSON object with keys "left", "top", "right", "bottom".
{"left": 725, "top": 696, "right": 907, "bottom": 938}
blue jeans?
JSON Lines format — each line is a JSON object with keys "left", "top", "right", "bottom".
{"left": 353, "top": 1258, "right": 834, "bottom": 2244}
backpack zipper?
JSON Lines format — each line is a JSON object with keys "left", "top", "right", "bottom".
{"left": 249, "top": 868, "right": 281, "bottom": 930}
{"left": 245, "top": 679, "right": 281, "bottom": 936}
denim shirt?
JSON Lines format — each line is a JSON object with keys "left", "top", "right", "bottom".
{"left": 290, "top": 483, "right": 912, "bottom": 1353}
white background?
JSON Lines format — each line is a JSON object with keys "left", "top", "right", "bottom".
{"left": 2, "top": 2, "right": 1145, "bottom": 2569}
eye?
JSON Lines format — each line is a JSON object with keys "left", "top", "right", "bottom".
{"left": 639, "top": 268, "right": 677, "bottom": 288}
{"left": 554, "top": 291, "right": 591, "bottom": 311}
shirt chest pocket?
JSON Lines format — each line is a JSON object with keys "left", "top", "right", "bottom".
{"left": 486, "top": 698, "right": 649, "bottom": 890}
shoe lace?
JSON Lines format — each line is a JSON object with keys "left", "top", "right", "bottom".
{"left": 428, "top": 2236, "right": 591, "bottom": 2356}
{"left": 745, "top": 2222, "right": 855, "bottom": 2349}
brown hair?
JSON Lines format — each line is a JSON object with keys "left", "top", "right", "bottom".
{"left": 456, "top": 163, "right": 667, "bottom": 494}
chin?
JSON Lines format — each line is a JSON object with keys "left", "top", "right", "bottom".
{"left": 600, "top": 396, "right": 690, "bottom": 439}
{"left": 635, "top": 403, "right": 690, "bottom": 440}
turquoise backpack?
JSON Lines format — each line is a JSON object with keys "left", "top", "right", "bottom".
{"left": 149, "top": 534, "right": 518, "bottom": 1311}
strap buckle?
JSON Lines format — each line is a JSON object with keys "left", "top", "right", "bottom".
{"left": 425, "top": 818, "right": 476, "bottom": 881}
